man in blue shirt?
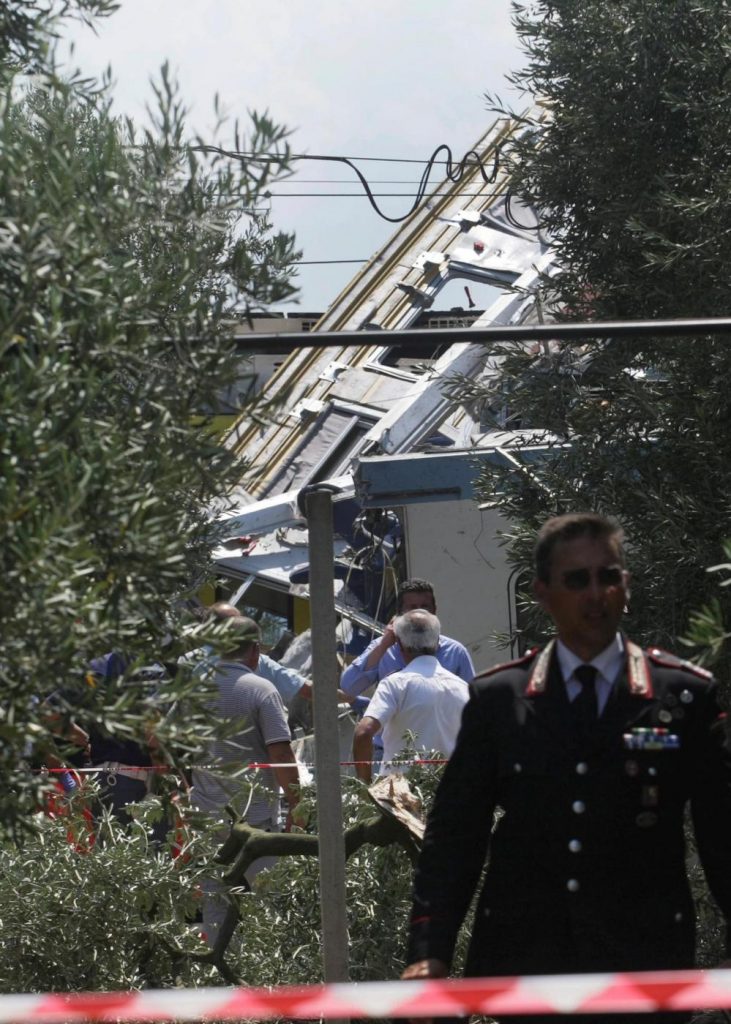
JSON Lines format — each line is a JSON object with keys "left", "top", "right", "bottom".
{"left": 340, "top": 578, "right": 475, "bottom": 700}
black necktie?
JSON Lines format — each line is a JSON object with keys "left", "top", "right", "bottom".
{"left": 572, "top": 664, "right": 598, "bottom": 738}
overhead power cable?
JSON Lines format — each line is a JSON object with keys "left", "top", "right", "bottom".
{"left": 267, "top": 191, "right": 503, "bottom": 198}
{"left": 293, "top": 259, "right": 366, "bottom": 265}
{"left": 190, "top": 143, "right": 542, "bottom": 234}
{"left": 199, "top": 150, "right": 492, "bottom": 166}
{"left": 273, "top": 178, "right": 452, "bottom": 184}
{"left": 196, "top": 144, "right": 502, "bottom": 224}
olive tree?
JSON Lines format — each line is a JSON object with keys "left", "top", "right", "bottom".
{"left": 463, "top": 0, "right": 731, "bottom": 677}
{"left": 0, "top": 5, "right": 298, "bottom": 834}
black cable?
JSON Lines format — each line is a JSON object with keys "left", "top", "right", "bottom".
{"left": 293, "top": 259, "right": 366, "bottom": 265}
{"left": 291, "top": 145, "right": 501, "bottom": 223}
{"left": 196, "top": 143, "right": 502, "bottom": 224}
{"left": 505, "top": 190, "right": 540, "bottom": 232}
{"left": 197, "top": 149, "right": 491, "bottom": 166}
{"left": 191, "top": 143, "right": 549, "bottom": 238}
{"left": 268, "top": 190, "right": 503, "bottom": 198}
{"left": 272, "top": 178, "right": 454, "bottom": 184}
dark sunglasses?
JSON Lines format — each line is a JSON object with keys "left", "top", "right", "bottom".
{"left": 561, "top": 566, "right": 624, "bottom": 591}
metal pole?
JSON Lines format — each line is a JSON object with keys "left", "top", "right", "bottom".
{"left": 305, "top": 486, "right": 350, "bottom": 987}
{"left": 216, "top": 315, "right": 731, "bottom": 351}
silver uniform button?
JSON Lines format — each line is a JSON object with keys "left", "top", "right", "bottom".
{"left": 513, "top": 763, "right": 522, "bottom": 773}
{"left": 572, "top": 800, "right": 586, "bottom": 814}
{"left": 569, "top": 839, "right": 582, "bottom": 853}
{"left": 567, "top": 879, "right": 580, "bottom": 892}
{"left": 674, "top": 912, "right": 683, "bottom": 923}
{"left": 680, "top": 689, "right": 693, "bottom": 704}
{"left": 576, "top": 762, "right": 588, "bottom": 775}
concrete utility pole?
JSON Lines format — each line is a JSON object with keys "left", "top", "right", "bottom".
{"left": 305, "top": 485, "right": 350, "bottom": 988}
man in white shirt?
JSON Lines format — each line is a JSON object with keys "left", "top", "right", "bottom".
{"left": 352, "top": 610, "right": 468, "bottom": 784}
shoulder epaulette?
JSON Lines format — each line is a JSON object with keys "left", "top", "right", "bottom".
{"left": 625, "top": 640, "right": 653, "bottom": 696}
{"left": 473, "top": 647, "right": 539, "bottom": 682}
{"left": 526, "top": 640, "right": 554, "bottom": 694}
{"left": 647, "top": 647, "right": 713, "bottom": 681}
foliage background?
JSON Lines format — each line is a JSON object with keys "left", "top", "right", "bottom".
{"left": 0, "top": 1, "right": 298, "bottom": 834}
{"left": 0, "top": 768, "right": 459, "bottom": 993}
{"left": 459, "top": 0, "right": 731, "bottom": 681}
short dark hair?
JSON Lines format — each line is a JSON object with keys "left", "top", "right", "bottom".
{"left": 534, "top": 513, "right": 625, "bottom": 583}
{"left": 397, "top": 578, "right": 436, "bottom": 613}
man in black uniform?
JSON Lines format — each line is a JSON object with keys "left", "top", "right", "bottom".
{"left": 403, "top": 513, "right": 731, "bottom": 1013}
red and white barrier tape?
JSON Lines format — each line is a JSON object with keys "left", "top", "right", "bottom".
{"left": 36, "top": 758, "right": 447, "bottom": 774}
{"left": 3, "top": 970, "right": 731, "bottom": 1021}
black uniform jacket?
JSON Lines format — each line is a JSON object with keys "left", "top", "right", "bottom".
{"left": 407, "top": 637, "right": 731, "bottom": 977}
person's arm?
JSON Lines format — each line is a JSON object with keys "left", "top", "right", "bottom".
{"left": 353, "top": 716, "right": 381, "bottom": 784}
{"left": 266, "top": 740, "right": 300, "bottom": 831}
{"left": 41, "top": 702, "right": 90, "bottom": 759}
{"left": 451, "top": 642, "right": 475, "bottom": 683}
{"left": 688, "top": 681, "right": 731, "bottom": 958}
{"left": 340, "top": 626, "right": 397, "bottom": 698}
{"left": 294, "top": 680, "right": 352, "bottom": 703}
{"left": 361, "top": 621, "right": 397, "bottom": 669}
{"left": 66, "top": 721, "right": 91, "bottom": 751}
{"left": 258, "top": 653, "right": 309, "bottom": 703}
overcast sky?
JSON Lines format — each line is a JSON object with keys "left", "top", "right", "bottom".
{"left": 62, "top": 1, "right": 525, "bottom": 312}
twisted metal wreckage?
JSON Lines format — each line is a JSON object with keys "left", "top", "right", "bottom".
{"left": 213, "top": 110, "right": 558, "bottom": 673}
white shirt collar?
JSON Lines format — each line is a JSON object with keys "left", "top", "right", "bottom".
{"left": 402, "top": 654, "right": 440, "bottom": 674}
{"left": 556, "top": 633, "right": 625, "bottom": 685}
